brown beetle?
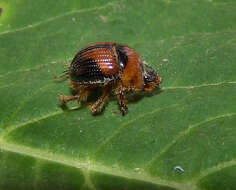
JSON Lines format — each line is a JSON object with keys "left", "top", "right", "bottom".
{"left": 59, "top": 42, "right": 162, "bottom": 115}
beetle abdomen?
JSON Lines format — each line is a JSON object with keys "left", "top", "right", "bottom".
{"left": 70, "top": 42, "right": 120, "bottom": 84}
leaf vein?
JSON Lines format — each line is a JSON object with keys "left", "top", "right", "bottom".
{"left": 0, "top": 110, "right": 62, "bottom": 139}
{"left": 144, "top": 113, "right": 236, "bottom": 170}
{"left": 0, "top": 1, "right": 120, "bottom": 36}
{"left": 162, "top": 81, "right": 236, "bottom": 90}
{"left": 91, "top": 104, "right": 179, "bottom": 158}
{"left": 0, "top": 59, "right": 70, "bottom": 78}
{"left": 0, "top": 83, "right": 55, "bottom": 138}
{"left": 192, "top": 158, "right": 236, "bottom": 184}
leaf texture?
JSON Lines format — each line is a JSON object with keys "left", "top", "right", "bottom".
{"left": 0, "top": 0, "right": 236, "bottom": 189}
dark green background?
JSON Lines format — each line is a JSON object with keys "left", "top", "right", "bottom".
{"left": 0, "top": 0, "right": 236, "bottom": 189}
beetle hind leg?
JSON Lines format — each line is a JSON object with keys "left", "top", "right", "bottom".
{"left": 90, "top": 86, "right": 111, "bottom": 115}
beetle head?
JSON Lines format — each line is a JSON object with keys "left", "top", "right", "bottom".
{"left": 142, "top": 64, "right": 162, "bottom": 92}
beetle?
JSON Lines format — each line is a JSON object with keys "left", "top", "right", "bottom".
{"left": 58, "top": 42, "right": 162, "bottom": 115}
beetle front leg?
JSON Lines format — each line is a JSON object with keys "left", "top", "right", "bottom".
{"left": 115, "top": 88, "right": 128, "bottom": 116}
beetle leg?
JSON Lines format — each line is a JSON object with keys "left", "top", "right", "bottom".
{"left": 59, "top": 88, "right": 90, "bottom": 104}
{"left": 90, "top": 86, "right": 111, "bottom": 115}
{"left": 115, "top": 88, "right": 128, "bottom": 116}
{"left": 59, "top": 94, "right": 79, "bottom": 104}
{"left": 77, "top": 88, "right": 90, "bottom": 102}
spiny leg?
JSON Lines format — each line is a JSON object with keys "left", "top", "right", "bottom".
{"left": 90, "top": 85, "right": 112, "bottom": 115}
{"left": 59, "top": 88, "right": 90, "bottom": 104}
{"left": 77, "top": 88, "right": 90, "bottom": 102}
{"left": 115, "top": 87, "right": 128, "bottom": 116}
{"left": 59, "top": 94, "right": 79, "bottom": 104}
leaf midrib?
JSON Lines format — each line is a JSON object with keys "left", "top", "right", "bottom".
{"left": 0, "top": 140, "right": 199, "bottom": 190}
{"left": 1, "top": 113, "right": 236, "bottom": 190}
{"left": 2, "top": 136, "right": 236, "bottom": 190}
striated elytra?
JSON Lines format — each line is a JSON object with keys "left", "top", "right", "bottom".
{"left": 59, "top": 42, "right": 162, "bottom": 115}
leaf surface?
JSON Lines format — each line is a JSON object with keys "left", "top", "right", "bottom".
{"left": 0, "top": 0, "right": 236, "bottom": 189}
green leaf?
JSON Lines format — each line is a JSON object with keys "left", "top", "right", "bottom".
{"left": 0, "top": 0, "right": 236, "bottom": 189}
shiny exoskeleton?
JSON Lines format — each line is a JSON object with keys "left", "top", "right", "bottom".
{"left": 59, "top": 42, "right": 162, "bottom": 115}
